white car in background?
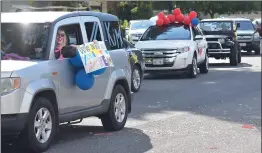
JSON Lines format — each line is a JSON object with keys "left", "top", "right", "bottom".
{"left": 135, "top": 23, "right": 209, "bottom": 78}
{"left": 125, "top": 20, "right": 154, "bottom": 44}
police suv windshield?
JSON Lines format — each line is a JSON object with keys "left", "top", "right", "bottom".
{"left": 140, "top": 24, "right": 191, "bottom": 41}
{"left": 200, "top": 21, "right": 233, "bottom": 31}
{"left": 1, "top": 23, "right": 50, "bottom": 60}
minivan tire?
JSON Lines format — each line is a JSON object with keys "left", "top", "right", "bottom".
{"left": 101, "top": 85, "right": 128, "bottom": 131}
{"left": 20, "top": 97, "right": 57, "bottom": 153}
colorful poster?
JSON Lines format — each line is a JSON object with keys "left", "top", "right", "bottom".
{"left": 76, "top": 41, "right": 114, "bottom": 74}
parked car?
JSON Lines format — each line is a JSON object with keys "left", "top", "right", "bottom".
{"left": 125, "top": 20, "right": 154, "bottom": 44}
{"left": 232, "top": 18, "right": 260, "bottom": 54}
{"left": 1, "top": 11, "right": 133, "bottom": 152}
{"left": 135, "top": 23, "right": 209, "bottom": 78}
{"left": 200, "top": 18, "right": 242, "bottom": 66}
{"left": 123, "top": 38, "right": 144, "bottom": 92}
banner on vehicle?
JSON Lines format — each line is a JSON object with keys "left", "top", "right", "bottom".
{"left": 76, "top": 41, "right": 114, "bottom": 74}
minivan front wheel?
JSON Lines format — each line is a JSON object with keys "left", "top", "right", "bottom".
{"left": 101, "top": 85, "right": 128, "bottom": 131}
{"left": 21, "top": 97, "right": 57, "bottom": 153}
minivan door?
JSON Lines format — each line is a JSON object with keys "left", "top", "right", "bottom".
{"left": 79, "top": 16, "right": 112, "bottom": 107}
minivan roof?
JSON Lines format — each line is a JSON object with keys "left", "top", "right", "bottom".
{"left": 1, "top": 11, "right": 119, "bottom": 23}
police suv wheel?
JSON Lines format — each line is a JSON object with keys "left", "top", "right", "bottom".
{"left": 101, "top": 85, "right": 128, "bottom": 131}
{"left": 238, "top": 50, "right": 242, "bottom": 63}
{"left": 21, "top": 97, "right": 57, "bottom": 153}
{"left": 199, "top": 53, "right": 209, "bottom": 74}
{"left": 187, "top": 55, "right": 198, "bottom": 78}
{"left": 230, "top": 45, "right": 238, "bottom": 66}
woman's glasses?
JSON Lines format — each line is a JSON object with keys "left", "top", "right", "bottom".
{"left": 57, "top": 33, "right": 65, "bottom": 38}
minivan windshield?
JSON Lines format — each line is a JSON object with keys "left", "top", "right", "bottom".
{"left": 1, "top": 23, "right": 50, "bottom": 60}
{"left": 140, "top": 24, "right": 191, "bottom": 41}
{"left": 235, "top": 21, "right": 255, "bottom": 31}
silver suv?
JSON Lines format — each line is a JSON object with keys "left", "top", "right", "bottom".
{"left": 1, "top": 11, "right": 132, "bottom": 152}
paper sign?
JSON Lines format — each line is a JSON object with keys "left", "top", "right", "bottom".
{"left": 76, "top": 41, "right": 114, "bottom": 74}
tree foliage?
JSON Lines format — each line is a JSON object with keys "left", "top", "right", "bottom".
{"left": 175, "top": 1, "right": 261, "bottom": 18}
{"left": 118, "top": 1, "right": 153, "bottom": 21}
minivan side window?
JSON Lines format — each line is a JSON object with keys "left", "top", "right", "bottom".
{"left": 85, "top": 22, "right": 102, "bottom": 42}
{"left": 54, "top": 24, "right": 83, "bottom": 59}
{"left": 58, "top": 24, "right": 83, "bottom": 45}
{"left": 103, "top": 21, "right": 124, "bottom": 50}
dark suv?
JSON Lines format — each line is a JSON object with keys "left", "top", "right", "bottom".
{"left": 233, "top": 18, "right": 260, "bottom": 55}
{"left": 200, "top": 19, "right": 241, "bottom": 66}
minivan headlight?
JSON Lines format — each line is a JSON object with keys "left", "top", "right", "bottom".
{"left": 1, "top": 77, "right": 21, "bottom": 94}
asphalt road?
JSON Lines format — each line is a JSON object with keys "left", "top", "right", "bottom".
{"left": 2, "top": 55, "right": 261, "bottom": 153}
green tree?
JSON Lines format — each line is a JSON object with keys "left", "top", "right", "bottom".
{"left": 117, "top": 1, "right": 153, "bottom": 21}
{"left": 175, "top": 1, "right": 261, "bottom": 18}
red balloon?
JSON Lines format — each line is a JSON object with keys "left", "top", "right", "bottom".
{"left": 184, "top": 16, "right": 191, "bottom": 25}
{"left": 176, "top": 14, "right": 184, "bottom": 23}
{"left": 173, "top": 8, "right": 181, "bottom": 16}
{"left": 189, "top": 11, "right": 197, "bottom": 19}
{"left": 156, "top": 19, "right": 164, "bottom": 26}
{"left": 167, "top": 15, "right": 175, "bottom": 23}
{"left": 163, "top": 17, "right": 170, "bottom": 25}
{"left": 157, "top": 12, "right": 166, "bottom": 19}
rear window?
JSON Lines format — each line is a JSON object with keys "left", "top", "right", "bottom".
{"left": 140, "top": 24, "right": 191, "bottom": 41}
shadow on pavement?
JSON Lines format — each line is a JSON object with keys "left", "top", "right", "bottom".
{"left": 132, "top": 66, "right": 261, "bottom": 130}
{"left": 209, "top": 62, "right": 253, "bottom": 68}
{"left": 144, "top": 62, "right": 253, "bottom": 80}
{"left": 2, "top": 126, "right": 153, "bottom": 153}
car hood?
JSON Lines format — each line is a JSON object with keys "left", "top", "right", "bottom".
{"left": 135, "top": 40, "right": 192, "bottom": 49}
{"left": 202, "top": 31, "right": 235, "bottom": 37}
{"left": 129, "top": 29, "right": 147, "bottom": 35}
{"left": 236, "top": 30, "right": 255, "bottom": 35}
{"left": 1, "top": 60, "right": 40, "bottom": 77}
{"left": 205, "top": 35, "right": 229, "bottom": 39}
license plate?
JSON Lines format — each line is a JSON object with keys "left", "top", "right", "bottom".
{"left": 153, "top": 59, "right": 164, "bottom": 65}
{"left": 240, "top": 43, "right": 246, "bottom": 46}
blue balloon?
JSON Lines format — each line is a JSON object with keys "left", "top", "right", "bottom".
{"left": 191, "top": 18, "right": 199, "bottom": 26}
{"left": 75, "top": 69, "right": 95, "bottom": 90}
{"left": 90, "top": 68, "right": 106, "bottom": 75}
{"left": 69, "top": 51, "right": 83, "bottom": 69}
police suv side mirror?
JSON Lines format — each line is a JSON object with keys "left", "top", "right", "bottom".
{"left": 194, "top": 35, "right": 204, "bottom": 40}
{"left": 236, "top": 23, "right": 240, "bottom": 29}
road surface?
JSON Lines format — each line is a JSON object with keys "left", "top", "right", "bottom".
{"left": 2, "top": 55, "right": 261, "bottom": 153}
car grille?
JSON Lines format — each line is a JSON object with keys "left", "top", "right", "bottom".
{"left": 142, "top": 49, "right": 178, "bottom": 58}
{"left": 145, "top": 63, "right": 174, "bottom": 67}
{"left": 208, "top": 43, "right": 220, "bottom": 49}
{"left": 206, "top": 38, "right": 218, "bottom": 41}
{"left": 142, "top": 49, "right": 177, "bottom": 68}
{"left": 237, "top": 35, "right": 252, "bottom": 41}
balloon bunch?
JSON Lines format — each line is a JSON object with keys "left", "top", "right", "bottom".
{"left": 62, "top": 45, "right": 106, "bottom": 90}
{"left": 155, "top": 8, "right": 200, "bottom": 27}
